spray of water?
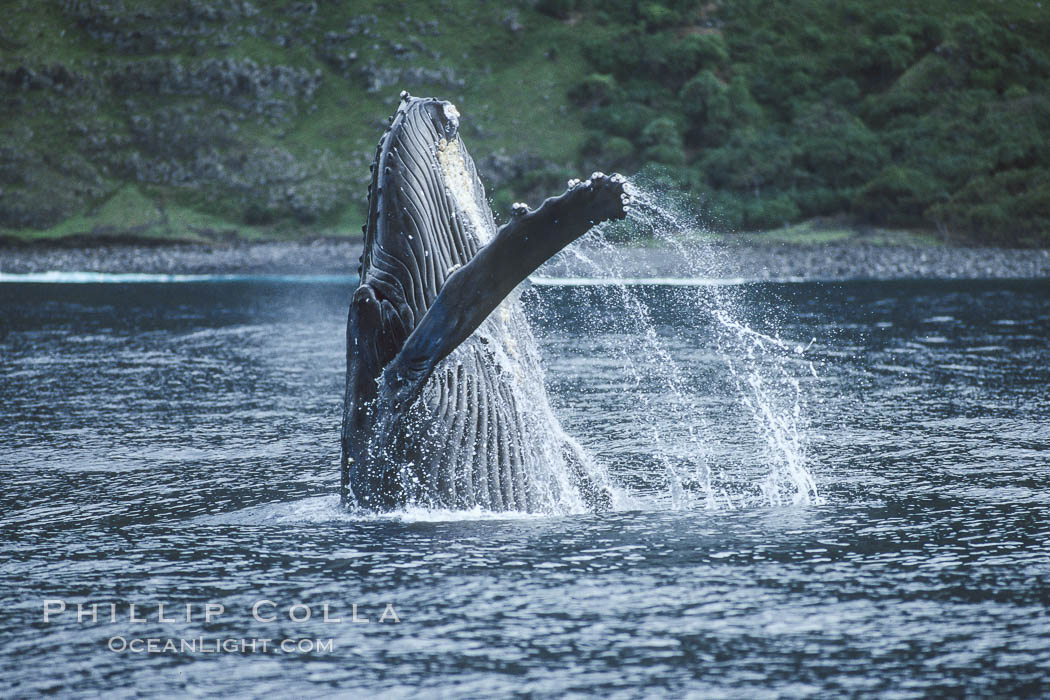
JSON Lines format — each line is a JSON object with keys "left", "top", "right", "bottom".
{"left": 346, "top": 177, "right": 821, "bottom": 518}
{"left": 533, "top": 179, "right": 823, "bottom": 509}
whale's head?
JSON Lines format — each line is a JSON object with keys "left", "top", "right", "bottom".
{"left": 360, "top": 93, "right": 493, "bottom": 321}
{"left": 343, "top": 93, "right": 630, "bottom": 511}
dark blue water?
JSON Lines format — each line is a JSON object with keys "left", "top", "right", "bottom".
{"left": 1, "top": 278, "right": 1048, "bottom": 697}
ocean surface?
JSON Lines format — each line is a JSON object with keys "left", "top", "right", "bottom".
{"left": 1, "top": 276, "right": 1048, "bottom": 697}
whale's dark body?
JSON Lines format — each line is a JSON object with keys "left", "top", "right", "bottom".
{"left": 340, "top": 94, "right": 628, "bottom": 512}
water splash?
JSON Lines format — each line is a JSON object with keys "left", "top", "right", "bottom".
{"left": 534, "top": 180, "right": 823, "bottom": 509}
{"left": 354, "top": 178, "right": 820, "bottom": 515}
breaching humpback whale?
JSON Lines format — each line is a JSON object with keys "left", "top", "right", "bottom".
{"left": 340, "top": 93, "right": 629, "bottom": 512}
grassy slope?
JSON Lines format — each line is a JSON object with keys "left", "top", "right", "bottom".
{"left": 564, "top": 0, "right": 1050, "bottom": 246}
{"left": 3, "top": 0, "right": 1048, "bottom": 246}
{"left": 0, "top": 1, "right": 592, "bottom": 242}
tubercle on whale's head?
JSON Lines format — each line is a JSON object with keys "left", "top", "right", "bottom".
{"left": 396, "top": 90, "right": 460, "bottom": 145}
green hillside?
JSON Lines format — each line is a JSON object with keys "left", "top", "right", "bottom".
{"left": 2, "top": 1, "right": 1048, "bottom": 245}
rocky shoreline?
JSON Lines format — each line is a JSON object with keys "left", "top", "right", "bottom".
{"left": 1, "top": 239, "right": 1049, "bottom": 280}
{"left": 0, "top": 240, "right": 364, "bottom": 276}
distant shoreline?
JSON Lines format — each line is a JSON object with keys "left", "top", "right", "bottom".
{"left": 2, "top": 238, "right": 1048, "bottom": 281}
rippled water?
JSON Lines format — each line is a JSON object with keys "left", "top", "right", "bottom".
{"left": 2, "top": 277, "right": 1049, "bottom": 697}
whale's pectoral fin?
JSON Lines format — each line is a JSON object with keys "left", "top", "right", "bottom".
{"left": 379, "top": 172, "right": 631, "bottom": 413}
{"left": 341, "top": 283, "right": 414, "bottom": 504}
{"left": 345, "top": 284, "right": 413, "bottom": 402}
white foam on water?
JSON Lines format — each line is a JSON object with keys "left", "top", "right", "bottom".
{"left": 195, "top": 495, "right": 546, "bottom": 525}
